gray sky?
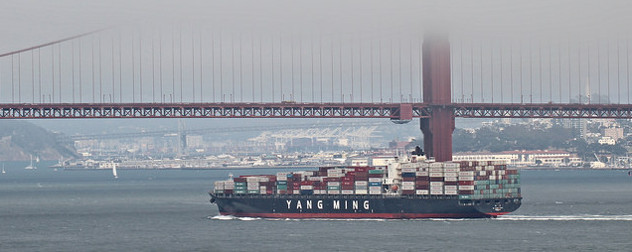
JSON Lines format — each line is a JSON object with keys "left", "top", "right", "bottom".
{"left": 2, "top": 0, "right": 631, "bottom": 52}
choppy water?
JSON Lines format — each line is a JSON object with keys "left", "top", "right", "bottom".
{"left": 1, "top": 163, "right": 631, "bottom": 251}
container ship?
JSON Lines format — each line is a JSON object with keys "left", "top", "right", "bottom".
{"left": 209, "top": 152, "right": 521, "bottom": 219}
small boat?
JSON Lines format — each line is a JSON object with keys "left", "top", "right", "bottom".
{"left": 1, "top": 164, "right": 5, "bottom": 174}
{"left": 25, "top": 155, "right": 37, "bottom": 170}
{"left": 112, "top": 163, "right": 118, "bottom": 179}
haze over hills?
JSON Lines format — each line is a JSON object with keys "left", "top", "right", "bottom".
{"left": 0, "top": 120, "right": 77, "bottom": 161}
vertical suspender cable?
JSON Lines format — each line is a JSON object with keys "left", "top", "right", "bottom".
{"left": 500, "top": 41, "right": 503, "bottom": 103}
{"left": 119, "top": 34, "right": 123, "bottom": 102}
{"left": 351, "top": 37, "right": 354, "bottom": 102}
{"left": 39, "top": 48, "right": 42, "bottom": 103}
{"left": 511, "top": 42, "right": 514, "bottom": 103}
{"left": 279, "top": 34, "right": 283, "bottom": 101}
{"left": 398, "top": 37, "right": 402, "bottom": 102}
{"left": 320, "top": 36, "right": 323, "bottom": 103}
{"left": 159, "top": 32, "right": 163, "bottom": 102}
{"left": 311, "top": 37, "right": 315, "bottom": 102}
{"left": 359, "top": 37, "right": 362, "bottom": 102}
{"left": 379, "top": 38, "right": 383, "bottom": 102}
{"left": 370, "top": 37, "right": 374, "bottom": 102}
{"left": 251, "top": 32, "right": 254, "bottom": 102}
{"left": 192, "top": 29, "right": 195, "bottom": 102}
{"left": 34, "top": 48, "right": 37, "bottom": 103}
{"left": 239, "top": 33, "right": 243, "bottom": 102}
{"left": 112, "top": 37, "right": 115, "bottom": 102}
{"left": 409, "top": 38, "right": 413, "bottom": 102}
{"left": 139, "top": 34, "right": 143, "bottom": 103}
{"left": 291, "top": 35, "right": 294, "bottom": 100}
{"left": 460, "top": 40, "right": 464, "bottom": 102}
{"left": 99, "top": 36, "right": 102, "bottom": 103}
{"left": 152, "top": 31, "right": 155, "bottom": 102}
{"left": 331, "top": 37, "right": 335, "bottom": 102}
{"left": 133, "top": 35, "right": 136, "bottom": 102}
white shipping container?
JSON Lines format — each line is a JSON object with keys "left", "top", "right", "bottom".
{"left": 458, "top": 176, "right": 474, "bottom": 181}
{"left": 369, "top": 190, "right": 382, "bottom": 195}
{"left": 276, "top": 176, "right": 288, "bottom": 181}
{"left": 444, "top": 168, "right": 459, "bottom": 173}
{"left": 419, "top": 163, "right": 430, "bottom": 168}
{"left": 368, "top": 178, "right": 382, "bottom": 182}
{"left": 429, "top": 172, "right": 444, "bottom": 177}
{"left": 444, "top": 176, "right": 457, "bottom": 182}
{"left": 430, "top": 181, "right": 444, "bottom": 187}
{"left": 416, "top": 171, "right": 429, "bottom": 177}
{"left": 444, "top": 190, "right": 458, "bottom": 195}
{"left": 430, "top": 186, "right": 444, "bottom": 191}
{"left": 355, "top": 181, "right": 368, "bottom": 186}
{"left": 355, "top": 190, "right": 368, "bottom": 195}
{"left": 444, "top": 172, "right": 458, "bottom": 178}
{"left": 444, "top": 185, "right": 458, "bottom": 191}
{"left": 475, "top": 166, "right": 483, "bottom": 171}
{"left": 430, "top": 190, "right": 444, "bottom": 195}
{"left": 214, "top": 181, "right": 225, "bottom": 190}
{"left": 429, "top": 167, "right": 444, "bottom": 173}
{"left": 328, "top": 190, "right": 340, "bottom": 195}
{"left": 402, "top": 181, "right": 415, "bottom": 186}
{"left": 459, "top": 185, "right": 475, "bottom": 190}
{"left": 258, "top": 177, "right": 270, "bottom": 183}
{"left": 444, "top": 162, "right": 459, "bottom": 168}
{"left": 300, "top": 185, "right": 313, "bottom": 190}
{"left": 328, "top": 182, "right": 341, "bottom": 186}
{"left": 459, "top": 171, "right": 475, "bottom": 177}
{"left": 478, "top": 171, "right": 486, "bottom": 176}
{"left": 485, "top": 166, "right": 495, "bottom": 171}
{"left": 430, "top": 163, "right": 443, "bottom": 168}
{"left": 402, "top": 185, "right": 415, "bottom": 190}
{"left": 293, "top": 190, "right": 301, "bottom": 195}
{"left": 490, "top": 175, "right": 497, "bottom": 180}
{"left": 341, "top": 190, "right": 354, "bottom": 195}
{"left": 369, "top": 187, "right": 382, "bottom": 192}
{"left": 402, "top": 167, "right": 416, "bottom": 173}
{"left": 415, "top": 190, "right": 429, "bottom": 195}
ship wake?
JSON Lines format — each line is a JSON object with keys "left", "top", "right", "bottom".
{"left": 497, "top": 215, "right": 632, "bottom": 221}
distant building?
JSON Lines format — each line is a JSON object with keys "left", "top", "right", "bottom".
{"left": 454, "top": 150, "right": 580, "bottom": 167}
{"left": 603, "top": 127, "right": 624, "bottom": 142}
{"left": 598, "top": 137, "right": 616, "bottom": 145}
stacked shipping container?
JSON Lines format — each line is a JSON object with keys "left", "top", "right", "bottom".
{"left": 213, "top": 160, "right": 520, "bottom": 200}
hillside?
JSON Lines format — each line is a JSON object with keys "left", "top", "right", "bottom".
{"left": 0, "top": 120, "right": 77, "bottom": 161}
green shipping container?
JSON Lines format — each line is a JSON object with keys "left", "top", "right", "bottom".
{"left": 248, "top": 190, "right": 260, "bottom": 194}
{"left": 369, "top": 170, "right": 384, "bottom": 174}
{"left": 327, "top": 186, "right": 340, "bottom": 190}
{"left": 234, "top": 190, "right": 247, "bottom": 194}
{"left": 459, "top": 195, "right": 473, "bottom": 200}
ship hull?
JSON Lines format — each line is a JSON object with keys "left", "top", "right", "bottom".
{"left": 210, "top": 194, "right": 521, "bottom": 219}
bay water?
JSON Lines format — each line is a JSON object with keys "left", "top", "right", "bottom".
{"left": 1, "top": 163, "right": 631, "bottom": 251}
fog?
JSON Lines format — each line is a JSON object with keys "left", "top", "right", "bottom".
{"left": 2, "top": 0, "right": 632, "bottom": 133}
{"left": 2, "top": 0, "right": 631, "bottom": 52}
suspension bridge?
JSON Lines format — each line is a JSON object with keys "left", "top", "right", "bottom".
{"left": 1, "top": 25, "right": 631, "bottom": 161}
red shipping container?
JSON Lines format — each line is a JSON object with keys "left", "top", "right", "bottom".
{"left": 403, "top": 177, "right": 415, "bottom": 181}
{"left": 341, "top": 185, "right": 354, "bottom": 190}
{"left": 342, "top": 181, "right": 354, "bottom": 186}
{"left": 430, "top": 177, "right": 444, "bottom": 182}
{"left": 355, "top": 167, "right": 369, "bottom": 172}
{"left": 459, "top": 190, "right": 474, "bottom": 195}
{"left": 415, "top": 185, "right": 430, "bottom": 190}
{"left": 458, "top": 181, "right": 474, "bottom": 185}
{"left": 444, "top": 181, "right": 458, "bottom": 186}
{"left": 415, "top": 180, "right": 430, "bottom": 186}
{"left": 401, "top": 190, "right": 415, "bottom": 195}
